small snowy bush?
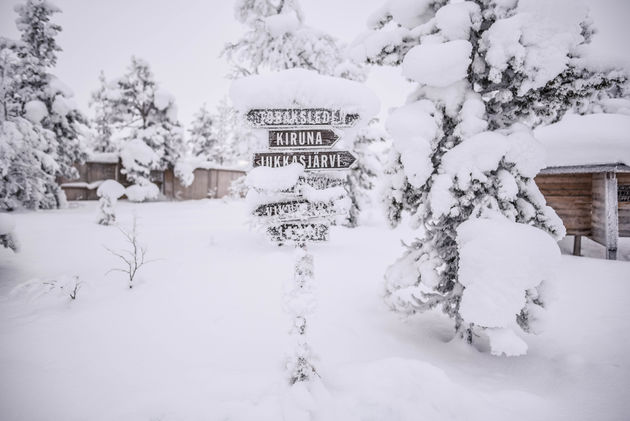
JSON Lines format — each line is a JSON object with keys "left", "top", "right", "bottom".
{"left": 0, "top": 213, "right": 18, "bottom": 252}
{"left": 96, "top": 180, "right": 125, "bottom": 225}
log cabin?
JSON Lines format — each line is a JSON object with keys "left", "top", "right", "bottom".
{"left": 534, "top": 113, "right": 630, "bottom": 260}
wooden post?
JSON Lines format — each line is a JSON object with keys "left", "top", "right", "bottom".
{"left": 572, "top": 235, "right": 582, "bottom": 256}
{"left": 592, "top": 172, "right": 618, "bottom": 260}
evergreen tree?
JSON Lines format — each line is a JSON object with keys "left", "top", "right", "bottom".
{"left": 345, "top": 120, "right": 386, "bottom": 227}
{"left": 15, "top": 0, "right": 88, "bottom": 180}
{"left": 89, "top": 71, "right": 116, "bottom": 153}
{"left": 90, "top": 57, "right": 186, "bottom": 184}
{"left": 223, "top": 0, "right": 363, "bottom": 79}
{"left": 1, "top": 0, "right": 86, "bottom": 210}
{"left": 357, "top": 0, "right": 628, "bottom": 346}
{"left": 189, "top": 104, "right": 219, "bottom": 159}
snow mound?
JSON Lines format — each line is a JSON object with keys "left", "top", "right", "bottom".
{"left": 0, "top": 213, "right": 16, "bottom": 235}
{"left": 125, "top": 183, "right": 160, "bottom": 202}
{"left": 386, "top": 100, "right": 438, "bottom": 188}
{"left": 534, "top": 113, "right": 630, "bottom": 168}
{"left": 96, "top": 180, "right": 125, "bottom": 200}
{"left": 230, "top": 69, "right": 379, "bottom": 125}
{"left": 264, "top": 11, "right": 300, "bottom": 36}
{"left": 457, "top": 216, "right": 561, "bottom": 354}
{"left": 246, "top": 163, "right": 304, "bottom": 191}
{"left": 435, "top": 2, "right": 481, "bottom": 41}
{"left": 402, "top": 40, "right": 472, "bottom": 87}
{"left": 120, "top": 138, "right": 160, "bottom": 173}
{"left": 24, "top": 100, "right": 48, "bottom": 123}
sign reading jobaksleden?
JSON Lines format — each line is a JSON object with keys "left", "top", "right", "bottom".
{"left": 247, "top": 108, "right": 359, "bottom": 128}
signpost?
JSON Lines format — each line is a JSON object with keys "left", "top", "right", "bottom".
{"left": 254, "top": 200, "right": 341, "bottom": 221}
{"left": 253, "top": 150, "right": 356, "bottom": 170}
{"left": 269, "top": 129, "right": 339, "bottom": 149}
{"left": 246, "top": 108, "right": 359, "bottom": 128}
{"left": 247, "top": 107, "right": 360, "bottom": 384}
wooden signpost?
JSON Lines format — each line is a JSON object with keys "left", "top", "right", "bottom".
{"left": 246, "top": 106, "right": 360, "bottom": 384}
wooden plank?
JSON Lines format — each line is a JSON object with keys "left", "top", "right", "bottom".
{"left": 269, "top": 129, "right": 339, "bottom": 149}
{"left": 573, "top": 235, "right": 582, "bottom": 256}
{"left": 267, "top": 223, "right": 329, "bottom": 243}
{"left": 253, "top": 150, "right": 356, "bottom": 170}
{"left": 590, "top": 173, "right": 619, "bottom": 259}
{"left": 246, "top": 108, "right": 358, "bottom": 128}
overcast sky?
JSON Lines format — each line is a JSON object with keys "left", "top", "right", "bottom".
{"left": 1, "top": 0, "right": 629, "bottom": 125}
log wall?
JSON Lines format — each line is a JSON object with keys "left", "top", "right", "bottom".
{"left": 534, "top": 174, "right": 593, "bottom": 235}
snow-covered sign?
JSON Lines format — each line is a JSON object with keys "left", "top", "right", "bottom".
{"left": 253, "top": 151, "right": 356, "bottom": 170}
{"left": 254, "top": 200, "right": 342, "bottom": 221}
{"left": 266, "top": 223, "right": 329, "bottom": 243}
{"left": 246, "top": 108, "right": 359, "bottom": 128}
{"left": 269, "top": 129, "right": 339, "bottom": 149}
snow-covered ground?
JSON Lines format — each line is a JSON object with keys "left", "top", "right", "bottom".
{"left": 0, "top": 199, "right": 629, "bottom": 421}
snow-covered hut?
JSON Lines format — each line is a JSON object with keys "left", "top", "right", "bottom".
{"left": 534, "top": 114, "right": 630, "bottom": 259}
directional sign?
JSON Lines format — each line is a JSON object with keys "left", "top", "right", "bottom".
{"left": 253, "top": 150, "right": 356, "bottom": 170}
{"left": 267, "top": 223, "right": 329, "bottom": 243}
{"left": 269, "top": 129, "right": 339, "bottom": 149}
{"left": 247, "top": 108, "right": 359, "bottom": 128}
{"left": 254, "top": 200, "right": 342, "bottom": 221}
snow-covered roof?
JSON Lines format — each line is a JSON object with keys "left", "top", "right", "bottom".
{"left": 534, "top": 113, "right": 630, "bottom": 169}
{"left": 86, "top": 152, "right": 119, "bottom": 164}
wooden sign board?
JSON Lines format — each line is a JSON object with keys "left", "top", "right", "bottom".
{"left": 247, "top": 108, "right": 359, "bottom": 128}
{"left": 253, "top": 150, "right": 356, "bottom": 171}
{"left": 267, "top": 223, "right": 329, "bottom": 243}
{"left": 269, "top": 129, "right": 339, "bottom": 149}
{"left": 254, "top": 200, "right": 341, "bottom": 221}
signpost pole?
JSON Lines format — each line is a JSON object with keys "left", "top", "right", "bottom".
{"left": 286, "top": 243, "right": 318, "bottom": 383}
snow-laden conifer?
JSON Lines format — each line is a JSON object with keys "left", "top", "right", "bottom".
{"left": 89, "top": 57, "right": 186, "bottom": 187}
{"left": 356, "top": 0, "right": 628, "bottom": 354}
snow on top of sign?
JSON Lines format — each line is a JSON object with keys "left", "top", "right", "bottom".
{"left": 229, "top": 69, "right": 379, "bottom": 123}
{"left": 246, "top": 163, "right": 304, "bottom": 191}
{"left": 457, "top": 215, "right": 560, "bottom": 356}
{"left": 534, "top": 113, "right": 630, "bottom": 168}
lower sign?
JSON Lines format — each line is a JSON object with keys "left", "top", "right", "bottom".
{"left": 254, "top": 200, "right": 341, "bottom": 221}
{"left": 253, "top": 151, "right": 356, "bottom": 170}
{"left": 267, "top": 223, "right": 329, "bottom": 243}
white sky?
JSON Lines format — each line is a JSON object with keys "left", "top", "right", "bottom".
{"left": 1, "top": 0, "right": 629, "bottom": 125}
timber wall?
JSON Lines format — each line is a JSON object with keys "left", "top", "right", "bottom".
{"left": 60, "top": 161, "right": 245, "bottom": 201}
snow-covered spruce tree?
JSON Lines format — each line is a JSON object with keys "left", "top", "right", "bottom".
{"left": 96, "top": 180, "right": 125, "bottom": 225}
{"left": 345, "top": 119, "right": 386, "bottom": 227}
{"left": 89, "top": 71, "right": 116, "bottom": 153}
{"left": 0, "top": 36, "right": 60, "bottom": 210}
{"left": 223, "top": 0, "right": 363, "bottom": 79}
{"left": 356, "top": 0, "right": 628, "bottom": 351}
{"left": 91, "top": 57, "right": 185, "bottom": 185}
{"left": 188, "top": 104, "right": 218, "bottom": 159}
{"left": 15, "top": 0, "right": 88, "bottom": 181}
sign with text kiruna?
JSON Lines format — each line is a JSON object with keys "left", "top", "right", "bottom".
{"left": 253, "top": 150, "right": 356, "bottom": 170}
{"left": 269, "top": 129, "right": 339, "bottom": 149}
{"left": 247, "top": 108, "right": 359, "bottom": 128}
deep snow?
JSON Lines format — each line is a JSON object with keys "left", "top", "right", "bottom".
{"left": 0, "top": 199, "right": 629, "bottom": 421}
